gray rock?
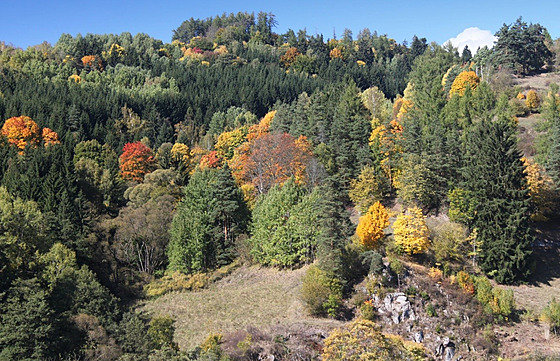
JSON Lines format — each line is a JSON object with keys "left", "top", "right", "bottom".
{"left": 444, "top": 345, "right": 455, "bottom": 361}
{"left": 379, "top": 292, "right": 416, "bottom": 324}
{"left": 414, "top": 330, "right": 424, "bottom": 343}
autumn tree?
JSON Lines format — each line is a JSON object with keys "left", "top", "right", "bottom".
{"left": 523, "top": 158, "right": 556, "bottom": 221}
{"left": 393, "top": 206, "right": 430, "bottom": 255}
{"left": 233, "top": 132, "right": 311, "bottom": 194}
{"left": 1, "top": 116, "right": 41, "bottom": 150}
{"left": 356, "top": 201, "right": 389, "bottom": 250}
{"left": 449, "top": 71, "right": 480, "bottom": 97}
{"left": 280, "top": 47, "right": 301, "bottom": 68}
{"left": 525, "top": 90, "right": 540, "bottom": 111}
{"left": 349, "top": 165, "right": 390, "bottom": 213}
{"left": 119, "top": 142, "right": 157, "bottom": 182}
{"left": 81, "top": 55, "right": 103, "bottom": 71}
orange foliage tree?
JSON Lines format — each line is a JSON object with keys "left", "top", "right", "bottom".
{"left": 81, "top": 55, "right": 103, "bottom": 71}
{"left": 1, "top": 116, "right": 60, "bottom": 152}
{"left": 119, "top": 142, "right": 157, "bottom": 182}
{"left": 356, "top": 201, "right": 389, "bottom": 250}
{"left": 1, "top": 116, "right": 41, "bottom": 150}
{"left": 280, "top": 47, "right": 301, "bottom": 68}
{"left": 41, "top": 128, "right": 60, "bottom": 147}
{"left": 232, "top": 132, "right": 312, "bottom": 194}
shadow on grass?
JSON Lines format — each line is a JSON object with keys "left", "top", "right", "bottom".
{"left": 528, "top": 219, "right": 560, "bottom": 286}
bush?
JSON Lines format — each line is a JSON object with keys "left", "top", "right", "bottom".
{"left": 490, "top": 288, "right": 515, "bottom": 320}
{"left": 148, "top": 315, "right": 177, "bottom": 350}
{"left": 144, "top": 261, "right": 239, "bottom": 298}
{"left": 359, "top": 300, "right": 376, "bottom": 321}
{"left": 425, "top": 303, "right": 437, "bottom": 317}
{"left": 429, "top": 221, "right": 468, "bottom": 263}
{"left": 322, "top": 319, "right": 422, "bottom": 361}
{"left": 540, "top": 298, "right": 560, "bottom": 335}
{"left": 456, "top": 271, "right": 475, "bottom": 295}
{"left": 473, "top": 275, "right": 515, "bottom": 319}
{"left": 301, "top": 265, "right": 343, "bottom": 318}
{"left": 526, "top": 89, "right": 541, "bottom": 111}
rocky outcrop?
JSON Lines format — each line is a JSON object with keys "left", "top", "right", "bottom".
{"left": 375, "top": 292, "right": 416, "bottom": 324}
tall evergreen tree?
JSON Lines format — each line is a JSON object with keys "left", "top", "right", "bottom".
{"left": 462, "top": 120, "right": 533, "bottom": 283}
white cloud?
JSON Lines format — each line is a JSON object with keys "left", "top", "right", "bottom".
{"left": 446, "top": 27, "right": 497, "bottom": 54}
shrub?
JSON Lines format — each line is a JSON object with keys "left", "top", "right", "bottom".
{"left": 322, "top": 319, "right": 421, "bottom": 361}
{"left": 144, "top": 261, "right": 239, "bottom": 297}
{"left": 360, "top": 300, "right": 376, "bottom": 321}
{"left": 456, "top": 271, "right": 475, "bottom": 295}
{"left": 490, "top": 288, "right": 515, "bottom": 319}
{"left": 474, "top": 276, "right": 493, "bottom": 305}
{"left": 540, "top": 298, "right": 560, "bottom": 335}
{"left": 473, "top": 275, "right": 515, "bottom": 319}
{"left": 526, "top": 89, "right": 541, "bottom": 111}
{"left": 301, "top": 265, "right": 343, "bottom": 318}
{"left": 425, "top": 303, "right": 438, "bottom": 317}
{"left": 428, "top": 267, "right": 443, "bottom": 281}
{"left": 148, "top": 315, "right": 177, "bottom": 350}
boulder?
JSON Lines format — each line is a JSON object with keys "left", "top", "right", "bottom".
{"left": 414, "top": 330, "right": 424, "bottom": 343}
{"left": 378, "top": 292, "right": 416, "bottom": 324}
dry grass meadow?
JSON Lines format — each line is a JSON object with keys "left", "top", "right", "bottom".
{"left": 139, "top": 265, "right": 344, "bottom": 350}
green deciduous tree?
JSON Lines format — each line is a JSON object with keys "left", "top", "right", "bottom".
{"left": 249, "top": 179, "right": 324, "bottom": 266}
{"left": 167, "top": 166, "right": 248, "bottom": 273}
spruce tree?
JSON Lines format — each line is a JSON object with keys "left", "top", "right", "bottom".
{"left": 462, "top": 120, "right": 533, "bottom": 283}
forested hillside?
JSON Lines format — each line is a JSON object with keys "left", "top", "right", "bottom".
{"left": 1, "top": 13, "right": 560, "bottom": 360}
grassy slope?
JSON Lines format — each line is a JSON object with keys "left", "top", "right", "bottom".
{"left": 139, "top": 265, "right": 343, "bottom": 350}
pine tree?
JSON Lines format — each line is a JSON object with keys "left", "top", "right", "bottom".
{"left": 462, "top": 120, "right": 533, "bottom": 283}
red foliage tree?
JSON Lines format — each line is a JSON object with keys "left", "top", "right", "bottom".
{"left": 119, "top": 142, "right": 157, "bottom": 182}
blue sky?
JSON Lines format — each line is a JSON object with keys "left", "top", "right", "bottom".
{"left": 1, "top": 0, "right": 560, "bottom": 49}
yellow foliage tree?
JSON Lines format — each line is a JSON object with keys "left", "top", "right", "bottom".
{"left": 449, "top": 71, "right": 480, "bottom": 97}
{"left": 392, "top": 96, "right": 412, "bottom": 121}
{"left": 356, "top": 202, "right": 389, "bottom": 249}
{"left": 525, "top": 89, "right": 540, "bottom": 111}
{"left": 215, "top": 127, "right": 247, "bottom": 160}
{"left": 523, "top": 157, "right": 556, "bottom": 221}
{"left": 393, "top": 206, "right": 430, "bottom": 255}
{"left": 349, "top": 166, "right": 389, "bottom": 212}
